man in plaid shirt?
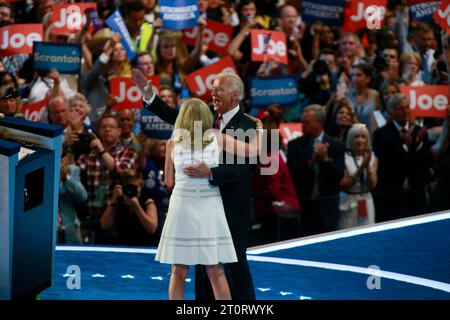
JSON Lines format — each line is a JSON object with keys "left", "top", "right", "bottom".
{"left": 77, "top": 114, "right": 136, "bottom": 218}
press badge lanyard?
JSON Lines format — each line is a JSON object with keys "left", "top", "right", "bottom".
{"left": 351, "top": 153, "right": 367, "bottom": 192}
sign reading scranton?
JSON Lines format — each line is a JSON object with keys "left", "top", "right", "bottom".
{"left": 250, "top": 76, "right": 299, "bottom": 107}
{"left": 160, "top": 0, "right": 198, "bottom": 30}
{"left": 33, "top": 42, "right": 81, "bottom": 74}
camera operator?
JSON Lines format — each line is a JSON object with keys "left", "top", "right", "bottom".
{"left": 100, "top": 169, "right": 159, "bottom": 246}
{"left": 76, "top": 113, "right": 136, "bottom": 221}
{"left": 299, "top": 58, "right": 334, "bottom": 106}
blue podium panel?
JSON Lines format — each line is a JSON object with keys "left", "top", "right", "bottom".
{"left": 12, "top": 147, "right": 55, "bottom": 298}
{"left": 0, "top": 117, "right": 63, "bottom": 300}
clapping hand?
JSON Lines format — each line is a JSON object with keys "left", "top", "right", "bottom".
{"left": 415, "top": 127, "right": 428, "bottom": 146}
{"left": 361, "top": 149, "right": 372, "bottom": 168}
{"left": 314, "top": 142, "right": 330, "bottom": 162}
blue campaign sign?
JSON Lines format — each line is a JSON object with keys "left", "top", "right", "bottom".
{"left": 160, "top": 0, "right": 199, "bottom": 30}
{"left": 33, "top": 42, "right": 81, "bottom": 74}
{"left": 250, "top": 76, "right": 299, "bottom": 107}
{"left": 301, "top": 0, "right": 345, "bottom": 26}
{"left": 140, "top": 108, "right": 173, "bottom": 140}
{"left": 408, "top": 1, "right": 440, "bottom": 22}
{"left": 105, "top": 10, "right": 136, "bottom": 60}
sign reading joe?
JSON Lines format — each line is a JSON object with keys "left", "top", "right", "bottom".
{"left": 250, "top": 29, "right": 288, "bottom": 65}
{"left": 0, "top": 24, "right": 42, "bottom": 57}
{"left": 185, "top": 56, "right": 237, "bottom": 101}
{"left": 52, "top": 3, "right": 97, "bottom": 35}
{"left": 110, "top": 75, "right": 160, "bottom": 110}
{"left": 33, "top": 42, "right": 82, "bottom": 74}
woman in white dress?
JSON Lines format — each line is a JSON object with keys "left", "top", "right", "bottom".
{"left": 338, "top": 123, "right": 378, "bottom": 229}
{"left": 155, "top": 98, "right": 262, "bottom": 300}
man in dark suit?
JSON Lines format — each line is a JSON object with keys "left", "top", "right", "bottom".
{"left": 372, "top": 93, "right": 434, "bottom": 222}
{"left": 131, "top": 69, "right": 256, "bottom": 300}
{"left": 287, "top": 104, "right": 346, "bottom": 236}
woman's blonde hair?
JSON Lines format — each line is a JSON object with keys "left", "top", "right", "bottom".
{"left": 108, "top": 42, "right": 132, "bottom": 77}
{"left": 156, "top": 30, "right": 188, "bottom": 81}
{"left": 69, "top": 93, "right": 92, "bottom": 116}
{"left": 399, "top": 52, "right": 422, "bottom": 73}
{"left": 173, "top": 98, "right": 214, "bottom": 147}
{"left": 346, "top": 123, "right": 372, "bottom": 150}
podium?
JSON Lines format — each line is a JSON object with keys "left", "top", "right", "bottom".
{"left": 0, "top": 117, "right": 63, "bottom": 300}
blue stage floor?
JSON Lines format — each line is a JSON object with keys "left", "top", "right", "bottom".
{"left": 41, "top": 211, "right": 450, "bottom": 300}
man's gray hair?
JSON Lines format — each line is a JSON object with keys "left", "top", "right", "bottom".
{"left": 217, "top": 72, "right": 245, "bottom": 101}
{"left": 48, "top": 96, "right": 68, "bottom": 111}
{"left": 387, "top": 93, "right": 407, "bottom": 113}
{"left": 303, "top": 104, "right": 326, "bottom": 126}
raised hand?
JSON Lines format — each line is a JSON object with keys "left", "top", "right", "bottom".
{"left": 111, "top": 184, "right": 123, "bottom": 204}
{"left": 89, "top": 132, "right": 104, "bottom": 153}
{"left": 153, "top": 17, "right": 163, "bottom": 30}
{"left": 131, "top": 68, "right": 154, "bottom": 100}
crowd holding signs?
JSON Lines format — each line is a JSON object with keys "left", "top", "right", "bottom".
{"left": 0, "top": 0, "right": 449, "bottom": 140}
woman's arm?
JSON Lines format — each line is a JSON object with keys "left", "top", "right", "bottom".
{"left": 310, "top": 23, "right": 322, "bottom": 61}
{"left": 181, "top": 18, "right": 206, "bottom": 71}
{"left": 130, "top": 198, "right": 159, "bottom": 234}
{"left": 100, "top": 185, "right": 122, "bottom": 230}
{"left": 146, "top": 18, "right": 163, "bottom": 54}
{"left": 367, "top": 155, "right": 378, "bottom": 189}
{"left": 216, "top": 123, "right": 263, "bottom": 157}
{"left": 227, "top": 19, "right": 256, "bottom": 62}
{"left": 164, "top": 139, "right": 175, "bottom": 188}
{"left": 339, "top": 169, "right": 355, "bottom": 189}
{"left": 46, "top": 70, "right": 65, "bottom": 101}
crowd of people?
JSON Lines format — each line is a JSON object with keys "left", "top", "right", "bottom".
{"left": 0, "top": 0, "right": 449, "bottom": 250}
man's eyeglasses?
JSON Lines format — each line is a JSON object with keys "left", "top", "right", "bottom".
{"left": 100, "top": 125, "right": 119, "bottom": 130}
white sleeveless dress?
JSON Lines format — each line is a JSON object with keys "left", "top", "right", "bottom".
{"left": 339, "top": 152, "right": 376, "bottom": 229}
{"left": 155, "top": 136, "right": 237, "bottom": 265}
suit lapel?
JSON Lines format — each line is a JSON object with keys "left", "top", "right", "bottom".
{"left": 222, "top": 108, "right": 244, "bottom": 132}
{"left": 387, "top": 121, "right": 403, "bottom": 146}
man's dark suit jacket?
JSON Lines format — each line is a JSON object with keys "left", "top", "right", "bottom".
{"left": 144, "top": 95, "right": 256, "bottom": 300}
{"left": 372, "top": 121, "right": 434, "bottom": 220}
{"left": 287, "top": 133, "right": 346, "bottom": 201}
{"left": 287, "top": 133, "right": 346, "bottom": 234}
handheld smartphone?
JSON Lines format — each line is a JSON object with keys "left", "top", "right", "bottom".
{"left": 85, "top": 8, "right": 103, "bottom": 33}
{"left": 181, "top": 88, "right": 190, "bottom": 99}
